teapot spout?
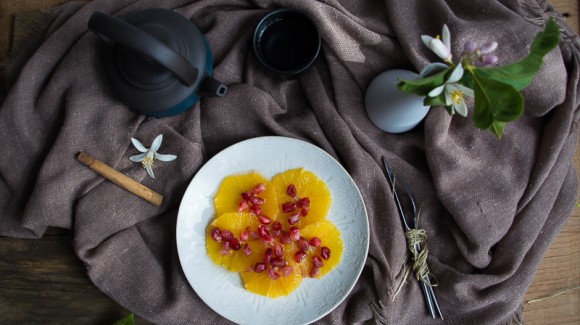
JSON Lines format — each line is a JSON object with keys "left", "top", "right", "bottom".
{"left": 198, "top": 73, "right": 228, "bottom": 97}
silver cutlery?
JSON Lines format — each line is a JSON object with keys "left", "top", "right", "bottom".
{"left": 382, "top": 156, "right": 443, "bottom": 320}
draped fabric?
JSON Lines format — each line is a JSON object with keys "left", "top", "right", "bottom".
{"left": 1, "top": 0, "right": 578, "bottom": 323}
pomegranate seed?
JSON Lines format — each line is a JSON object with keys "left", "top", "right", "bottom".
{"left": 272, "top": 221, "right": 283, "bottom": 231}
{"left": 294, "top": 250, "right": 307, "bottom": 263}
{"left": 211, "top": 228, "right": 222, "bottom": 242}
{"left": 258, "top": 215, "right": 272, "bottom": 225}
{"left": 241, "top": 192, "right": 252, "bottom": 200}
{"left": 297, "top": 197, "right": 310, "bottom": 208}
{"left": 280, "top": 265, "right": 293, "bottom": 277}
{"left": 321, "top": 247, "right": 331, "bottom": 260}
{"left": 312, "top": 256, "right": 324, "bottom": 268}
{"left": 288, "top": 212, "right": 301, "bottom": 225}
{"left": 309, "top": 237, "right": 322, "bottom": 247}
{"left": 274, "top": 243, "right": 284, "bottom": 257}
{"left": 254, "top": 263, "right": 266, "bottom": 273}
{"left": 243, "top": 244, "right": 252, "bottom": 256}
{"left": 282, "top": 202, "right": 297, "bottom": 213}
{"left": 272, "top": 221, "right": 282, "bottom": 237}
{"left": 298, "top": 237, "right": 309, "bottom": 251}
{"left": 238, "top": 200, "right": 249, "bottom": 212}
{"left": 263, "top": 248, "right": 273, "bottom": 264}
{"left": 261, "top": 235, "right": 274, "bottom": 244}
{"left": 248, "top": 228, "right": 260, "bottom": 239}
{"left": 268, "top": 268, "right": 280, "bottom": 280}
{"left": 240, "top": 229, "right": 249, "bottom": 241}
{"left": 253, "top": 183, "right": 266, "bottom": 195}
{"left": 280, "top": 233, "right": 293, "bottom": 244}
{"left": 286, "top": 184, "right": 297, "bottom": 197}
{"left": 270, "top": 257, "right": 287, "bottom": 267}
{"left": 301, "top": 206, "right": 310, "bottom": 216}
{"left": 309, "top": 266, "right": 321, "bottom": 278}
{"left": 229, "top": 238, "right": 241, "bottom": 251}
{"left": 250, "top": 205, "right": 262, "bottom": 215}
{"left": 258, "top": 225, "right": 269, "bottom": 238}
{"left": 289, "top": 227, "right": 300, "bottom": 241}
{"left": 220, "top": 229, "right": 234, "bottom": 241}
{"left": 249, "top": 196, "right": 265, "bottom": 206}
{"left": 220, "top": 241, "right": 231, "bottom": 255}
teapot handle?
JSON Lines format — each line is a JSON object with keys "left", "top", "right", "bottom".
{"left": 88, "top": 11, "right": 198, "bottom": 87}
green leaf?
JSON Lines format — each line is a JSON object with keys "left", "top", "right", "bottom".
{"left": 423, "top": 94, "right": 447, "bottom": 106}
{"left": 471, "top": 71, "right": 524, "bottom": 129}
{"left": 474, "top": 18, "right": 560, "bottom": 90}
{"left": 460, "top": 69, "right": 475, "bottom": 89}
{"left": 397, "top": 68, "right": 450, "bottom": 96}
{"left": 490, "top": 121, "right": 506, "bottom": 139}
{"left": 113, "top": 314, "right": 135, "bottom": 325}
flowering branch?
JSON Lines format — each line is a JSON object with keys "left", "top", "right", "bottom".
{"left": 398, "top": 19, "right": 560, "bottom": 139}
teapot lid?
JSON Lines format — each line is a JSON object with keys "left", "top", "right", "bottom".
{"left": 92, "top": 9, "right": 208, "bottom": 113}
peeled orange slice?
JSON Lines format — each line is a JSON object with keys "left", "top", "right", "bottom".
{"left": 287, "top": 220, "right": 343, "bottom": 278}
{"left": 206, "top": 212, "right": 266, "bottom": 272}
{"left": 271, "top": 168, "right": 332, "bottom": 228}
{"left": 214, "top": 171, "right": 278, "bottom": 218}
{"left": 241, "top": 267, "right": 303, "bottom": 298}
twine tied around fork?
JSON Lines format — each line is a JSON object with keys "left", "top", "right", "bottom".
{"left": 391, "top": 217, "right": 439, "bottom": 301}
{"left": 405, "top": 228, "right": 438, "bottom": 286}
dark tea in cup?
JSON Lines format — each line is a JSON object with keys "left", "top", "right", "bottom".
{"left": 253, "top": 8, "right": 321, "bottom": 78}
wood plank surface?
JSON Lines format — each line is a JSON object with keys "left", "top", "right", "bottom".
{"left": 0, "top": 231, "right": 136, "bottom": 324}
{"left": 0, "top": 0, "right": 65, "bottom": 62}
{"left": 0, "top": 1, "right": 579, "bottom": 324}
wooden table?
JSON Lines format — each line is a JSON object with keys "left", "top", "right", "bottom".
{"left": 0, "top": 1, "right": 579, "bottom": 324}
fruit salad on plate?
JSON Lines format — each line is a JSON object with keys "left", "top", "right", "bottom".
{"left": 206, "top": 168, "right": 343, "bottom": 298}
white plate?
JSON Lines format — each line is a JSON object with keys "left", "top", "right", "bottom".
{"left": 176, "top": 136, "right": 369, "bottom": 325}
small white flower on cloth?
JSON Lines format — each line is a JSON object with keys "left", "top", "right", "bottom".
{"left": 129, "top": 134, "right": 177, "bottom": 178}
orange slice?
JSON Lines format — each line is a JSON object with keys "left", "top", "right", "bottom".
{"left": 287, "top": 220, "right": 343, "bottom": 278}
{"left": 206, "top": 212, "right": 266, "bottom": 272}
{"left": 214, "top": 171, "right": 278, "bottom": 218}
{"left": 271, "top": 168, "right": 332, "bottom": 227}
{"left": 241, "top": 267, "right": 303, "bottom": 298}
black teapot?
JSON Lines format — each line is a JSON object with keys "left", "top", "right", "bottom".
{"left": 88, "top": 9, "right": 228, "bottom": 117}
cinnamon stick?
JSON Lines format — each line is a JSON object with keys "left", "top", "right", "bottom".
{"left": 77, "top": 152, "right": 163, "bottom": 206}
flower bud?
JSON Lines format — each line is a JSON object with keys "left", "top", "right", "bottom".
{"left": 480, "top": 54, "right": 498, "bottom": 66}
{"left": 463, "top": 40, "right": 476, "bottom": 54}
{"left": 480, "top": 41, "right": 498, "bottom": 54}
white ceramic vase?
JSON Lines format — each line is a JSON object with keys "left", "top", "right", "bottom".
{"left": 365, "top": 63, "right": 447, "bottom": 133}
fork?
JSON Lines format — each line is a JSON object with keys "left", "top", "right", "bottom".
{"left": 382, "top": 156, "right": 443, "bottom": 320}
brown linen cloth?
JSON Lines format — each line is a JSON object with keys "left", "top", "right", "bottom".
{"left": 1, "top": 0, "right": 578, "bottom": 324}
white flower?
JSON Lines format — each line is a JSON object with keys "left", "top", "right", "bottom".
{"left": 427, "top": 63, "right": 474, "bottom": 116}
{"left": 421, "top": 24, "right": 452, "bottom": 62}
{"left": 129, "top": 134, "right": 177, "bottom": 178}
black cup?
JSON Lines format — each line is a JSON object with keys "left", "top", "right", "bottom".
{"left": 252, "top": 8, "right": 321, "bottom": 78}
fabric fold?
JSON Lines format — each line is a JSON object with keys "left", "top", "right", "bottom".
{"left": 0, "top": 0, "right": 577, "bottom": 324}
